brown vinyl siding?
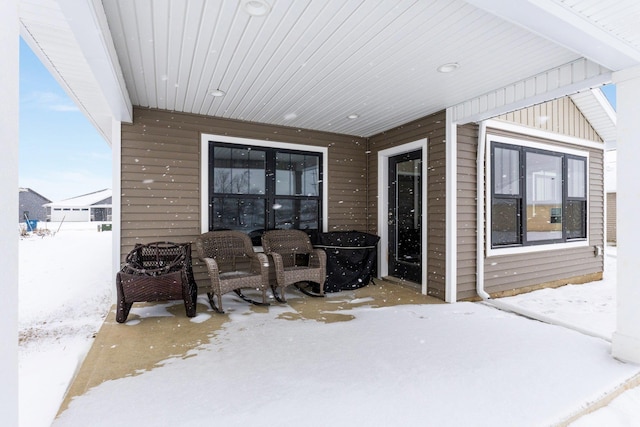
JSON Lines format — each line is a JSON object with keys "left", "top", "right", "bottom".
{"left": 368, "top": 110, "right": 447, "bottom": 299}
{"left": 120, "top": 96, "right": 604, "bottom": 302}
{"left": 121, "top": 107, "right": 367, "bottom": 291}
{"left": 456, "top": 124, "right": 480, "bottom": 300}
{"left": 498, "top": 97, "right": 603, "bottom": 142}
{"left": 455, "top": 97, "right": 605, "bottom": 300}
{"left": 607, "top": 192, "right": 617, "bottom": 243}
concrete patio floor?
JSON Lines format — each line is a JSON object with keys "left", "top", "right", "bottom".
{"left": 54, "top": 278, "right": 640, "bottom": 426}
{"left": 58, "top": 279, "right": 442, "bottom": 416}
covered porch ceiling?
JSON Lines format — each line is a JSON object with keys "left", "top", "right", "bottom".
{"left": 18, "top": 0, "right": 640, "bottom": 142}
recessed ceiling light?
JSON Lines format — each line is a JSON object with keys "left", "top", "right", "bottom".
{"left": 347, "top": 114, "right": 359, "bottom": 120}
{"left": 209, "top": 89, "right": 226, "bottom": 97}
{"left": 241, "top": 0, "right": 271, "bottom": 16}
{"left": 437, "top": 62, "right": 460, "bottom": 73}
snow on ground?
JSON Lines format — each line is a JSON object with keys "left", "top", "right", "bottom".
{"left": 19, "top": 222, "right": 112, "bottom": 427}
{"left": 18, "top": 227, "right": 640, "bottom": 426}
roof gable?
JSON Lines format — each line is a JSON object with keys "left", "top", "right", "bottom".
{"left": 45, "top": 189, "right": 112, "bottom": 207}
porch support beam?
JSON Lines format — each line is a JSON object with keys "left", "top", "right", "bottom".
{"left": 0, "top": 0, "right": 20, "bottom": 424}
{"left": 612, "top": 65, "right": 640, "bottom": 364}
{"left": 111, "top": 118, "right": 122, "bottom": 299}
{"left": 445, "top": 108, "right": 458, "bottom": 302}
{"left": 57, "top": 0, "right": 132, "bottom": 124}
{"left": 465, "top": 0, "right": 640, "bottom": 71}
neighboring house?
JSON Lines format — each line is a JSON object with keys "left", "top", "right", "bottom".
{"left": 44, "top": 189, "right": 112, "bottom": 222}
{"left": 18, "top": 187, "right": 51, "bottom": 222}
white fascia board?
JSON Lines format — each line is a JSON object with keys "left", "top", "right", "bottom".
{"left": 452, "top": 59, "right": 612, "bottom": 124}
{"left": 591, "top": 88, "right": 617, "bottom": 127}
{"left": 19, "top": 28, "right": 112, "bottom": 143}
{"left": 484, "top": 119, "right": 605, "bottom": 151}
{"left": 58, "top": 0, "right": 132, "bottom": 124}
{"left": 465, "top": 0, "right": 640, "bottom": 71}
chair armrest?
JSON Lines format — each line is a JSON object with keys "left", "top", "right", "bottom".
{"left": 268, "top": 252, "right": 285, "bottom": 270}
{"left": 253, "top": 252, "right": 270, "bottom": 285}
{"left": 268, "top": 252, "right": 286, "bottom": 285}
{"left": 309, "top": 248, "right": 326, "bottom": 268}
{"left": 201, "top": 257, "right": 221, "bottom": 287}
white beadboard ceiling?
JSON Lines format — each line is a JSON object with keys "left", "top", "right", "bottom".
{"left": 19, "top": 0, "right": 640, "bottom": 139}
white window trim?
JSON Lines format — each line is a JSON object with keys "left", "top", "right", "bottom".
{"left": 486, "top": 133, "right": 590, "bottom": 257}
{"left": 485, "top": 119, "right": 605, "bottom": 151}
{"left": 200, "top": 134, "right": 328, "bottom": 234}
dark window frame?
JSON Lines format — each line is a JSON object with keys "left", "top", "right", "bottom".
{"left": 208, "top": 141, "right": 323, "bottom": 236}
{"left": 490, "top": 141, "right": 588, "bottom": 249}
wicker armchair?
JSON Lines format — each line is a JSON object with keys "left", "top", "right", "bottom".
{"left": 194, "top": 230, "right": 270, "bottom": 313}
{"left": 261, "top": 229, "right": 327, "bottom": 302}
{"left": 116, "top": 242, "right": 197, "bottom": 323}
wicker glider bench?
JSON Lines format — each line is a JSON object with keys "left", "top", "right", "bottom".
{"left": 116, "top": 241, "right": 198, "bottom": 323}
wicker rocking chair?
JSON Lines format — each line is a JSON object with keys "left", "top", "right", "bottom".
{"left": 116, "top": 241, "right": 198, "bottom": 323}
{"left": 261, "top": 229, "right": 327, "bottom": 302}
{"left": 194, "top": 230, "right": 270, "bottom": 313}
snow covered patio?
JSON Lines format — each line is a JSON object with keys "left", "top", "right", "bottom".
{"left": 18, "top": 225, "right": 640, "bottom": 426}
{"left": 52, "top": 259, "right": 640, "bottom": 426}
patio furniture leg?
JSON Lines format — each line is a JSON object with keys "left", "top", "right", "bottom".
{"left": 207, "top": 292, "right": 225, "bottom": 314}
{"left": 116, "top": 301, "right": 133, "bottom": 323}
{"left": 295, "top": 282, "right": 325, "bottom": 298}
{"left": 271, "top": 284, "right": 286, "bottom": 303}
{"left": 233, "top": 289, "right": 270, "bottom": 306}
{"left": 116, "top": 273, "right": 133, "bottom": 323}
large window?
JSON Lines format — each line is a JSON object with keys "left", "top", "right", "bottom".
{"left": 491, "top": 141, "right": 587, "bottom": 248}
{"left": 209, "top": 142, "right": 322, "bottom": 235}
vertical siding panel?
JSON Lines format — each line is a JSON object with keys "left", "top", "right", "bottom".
{"left": 496, "top": 97, "right": 602, "bottom": 143}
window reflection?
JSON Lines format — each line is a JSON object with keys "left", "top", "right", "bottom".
{"left": 212, "top": 198, "right": 265, "bottom": 231}
{"left": 275, "top": 153, "right": 319, "bottom": 196}
{"left": 274, "top": 199, "right": 319, "bottom": 230}
{"left": 494, "top": 147, "right": 520, "bottom": 195}
{"left": 213, "top": 146, "right": 265, "bottom": 194}
{"left": 210, "top": 142, "right": 322, "bottom": 235}
{"left": 526, "top": 151, "right": 563, "bottom": 242}
{"left": 490, "top": 141, "right": 588, "bottom": 248}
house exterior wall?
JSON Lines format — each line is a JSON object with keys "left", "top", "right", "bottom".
{"left": 368, "top": 110, "right": 447, "bottom": 299}
{"left": 607, "top": 192, "right": 617, "bottom": 244}
{"left": 497, "top": 97, "right": 602, "bottom": 141}
{"left": 456, "top": 125, "right": 479, "bottom": 300}
{"left": 456, "top": 97, "right": 604, "bottom": 300}
{"left": 49, "top": 207, "right": 91, "bottom": 222}
{"left": 120, "top": 107, "right": 368, "bottom": 291}
{"left": 18, "top": 189, "right": 50, "bottom": 221}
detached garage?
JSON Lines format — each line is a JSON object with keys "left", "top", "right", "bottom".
{"left": 45, "top": 189, "right": 112, "bottom": 222}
